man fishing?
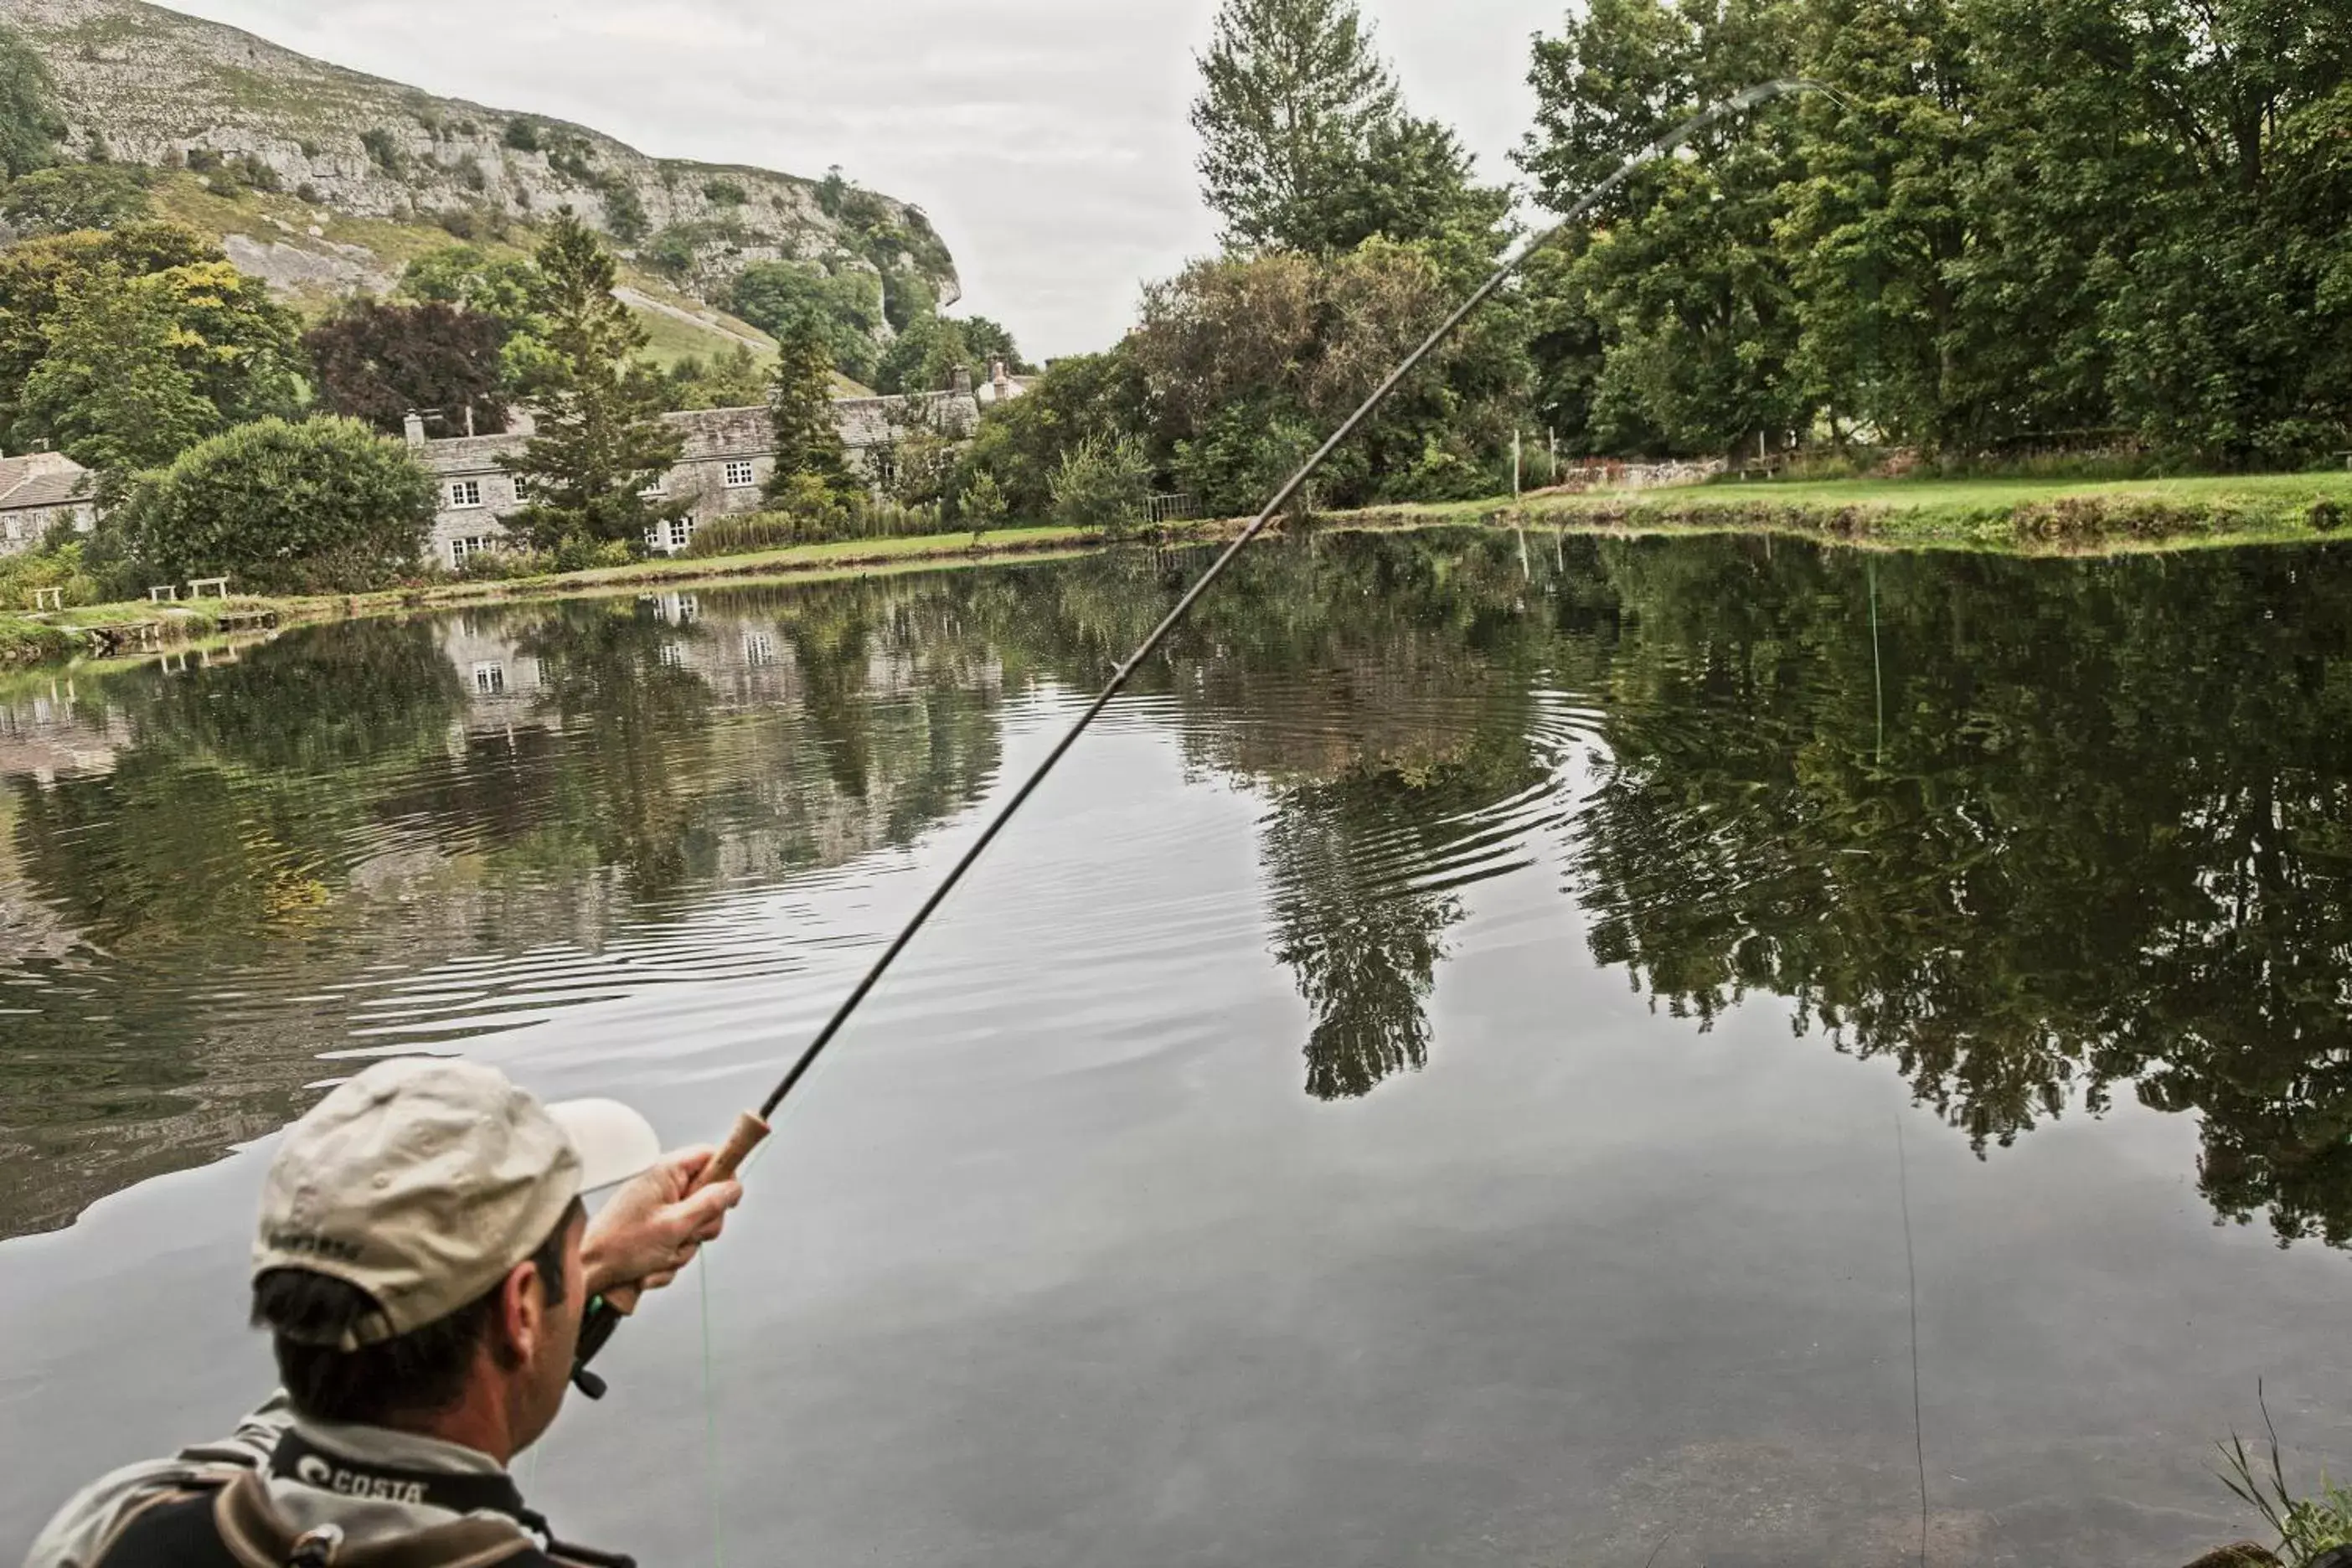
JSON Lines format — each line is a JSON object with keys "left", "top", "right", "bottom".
{"left": 23, "top": 1057, "right": 745, "bottom": 1568}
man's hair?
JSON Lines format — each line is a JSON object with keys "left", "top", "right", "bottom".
{"left": 252, "top": 1198, "right": 584, "bottom": 1426}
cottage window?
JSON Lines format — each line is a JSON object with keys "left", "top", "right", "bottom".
{"left": 744, "top": 632, "right": 774, "bottom": 666}
{"left": 3, "top": 516, "right": 18, "bottom": 543}
{"left": 724, "top": 460, "right": 757, "bottom": 489}
{"left": 641, "top": 475, "right": 669, "bottom": 498}
{"left": 450, "top": 479, "right": 484, "bottom": 509}
{"left": 449, "top": 534, "right": 498, "bottom": 565}
{"left": 512, "top": 475, "right": 534, "bottom": 501}
{"left": 472, "top": 663, "right": 506, "bottom": 696}
{"left": 668, "top": 518, "right": 694, "bottom": 551}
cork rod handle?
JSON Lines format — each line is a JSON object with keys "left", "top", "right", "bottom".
{"left": 601, "top": 1112, "right": 771, "bottom": 1317}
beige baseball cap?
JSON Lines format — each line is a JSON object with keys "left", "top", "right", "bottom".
{"left": 253, "top": 1057, "right": 662, "bottom": 1349}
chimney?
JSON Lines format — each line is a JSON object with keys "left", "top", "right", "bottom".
{"left": 992, "top": 359, "right": 1009, "bottom": 400}
{"left": 463, "top": 403, "right": 477, "bottom": 439}
{"left": 951, "top": 364, "right": 972, "bottom": 398}
{"left": 403, "top": 410, "right": 427, "bottom": 447}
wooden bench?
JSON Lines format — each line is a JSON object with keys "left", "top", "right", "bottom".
{"left": 148, "top": 585, "right": 178, "bottom": 603}
{"left": 188, "top": 577, "right": 230, "bottom": 600}
{"left": 29, "top": 586, "right": 63, "bottom": 612}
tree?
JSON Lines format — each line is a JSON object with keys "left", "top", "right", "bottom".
{"left": 950, "top": 348, "right": 1153, "bottom": 521}
{"left": 0, "top": 165, "right": 153, "bottom": 235}
{"left": 663, "top": 345, "right": 771, "bottom": 411}
{"left": 1191, "top": 0, "right": 1401, "bottom": 251}
{"left": 767, "top": 317, "right": 856, "bottom": 505}
{"left": 872, "top": 309, "right": 969, "bottom": 395}
{"left": 303, "top": 300, "right": 511, "bottom": 437}
{"left": 20, "top": 266, "right": 220, "bottom": 473}
{"left": 1049, "top": 434, "right": 1153, "bottom": 536}
{"left": 956, "top": 468, "right": 1008, "bottom": 536}
{"left": 111, "top": 416, "right": 436, "bottom": 591}
{"left": 0, "top": 25, "right": 61, "bottom": 182}
{"left": 725, "top": 259, "right": 883, "bottom": 384}
{"left": 499, "top": 215, "right": 683, "bottom": 549}
{"left": 0, "top": 221, "right": 222, "bottom": 433}
{"left": 957, "top": 316, "right": 1032, "bottom": 375}
{"left": 399, "top": 244, "right": 558, "bottom": 395}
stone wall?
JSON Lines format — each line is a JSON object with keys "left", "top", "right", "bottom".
{"left": 417, "top": 393, "right": 979, "bottom": 565}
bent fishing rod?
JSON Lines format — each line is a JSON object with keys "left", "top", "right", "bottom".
{"left": 571, "top": 77, "right": 1828, "bottom": 1398}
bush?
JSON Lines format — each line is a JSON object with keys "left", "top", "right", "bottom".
{"left": 360, "top": 129, "right": 405, "bottom": 175}
{"left": 113, "top": 415, "right": 437, "bottom": 592}
{"left": 702, "top": 178, "right": 746, "bottom": 207}
{"left": 549, "top": 536, "right": 635, "bottom": 573}
{"left": 503, "top": 119, "right": 543, "bottom": 153}
{"left": 2309, "top": 499, "right": 2345, "bottom": 534}
{"left": 957, "top": 469, "right": 1008, "bottom": 536}
{"left": 0, "top": 541, "right": 96, "bottom": 609}
{"left": 604, "top": 185, "right": 649, "bottom": 244}
{"left": 1050, "top": 434, "right": 1153, "bottom": 537}
{"left": 456, "top": 156, "right": 487, "bottom": 193}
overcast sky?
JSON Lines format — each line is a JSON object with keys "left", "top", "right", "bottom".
{"left": 159, "top": 0, "right": 1567, "bottom": 359}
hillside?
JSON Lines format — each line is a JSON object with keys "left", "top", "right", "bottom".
{"left": 0, "top": 0, "right": 959, "bottom": 347}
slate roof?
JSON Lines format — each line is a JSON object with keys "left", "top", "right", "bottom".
{"left": 0, "top": 454, "right": 93, "bottom": 512}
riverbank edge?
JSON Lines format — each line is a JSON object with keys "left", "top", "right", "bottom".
{"left": 8, "top": 471, "right": 2349, "bottom": 668}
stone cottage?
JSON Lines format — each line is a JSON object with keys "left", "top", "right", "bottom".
{"left": 0, "top": 452, "right": 99, "bottom": 559}
{"left": 413, "top": 374, "right": 984, "bottom": 568}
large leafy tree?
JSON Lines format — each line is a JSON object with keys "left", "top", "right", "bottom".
{"left": 725, "top": 259, "right": 884, "bottom": 384}
{"left": 500, "top": 214, "right": 683, "bottom": 549}
{"left": 1190, "top": 0, "right": 1401, "bottom": 252}
{"left": 0, "top": 165, "right": 154, "bottom": 236}
{"left": 112, "top": 415, "right": 436, "bottom": 591}
{"left": 303, "top": 300, "right": 510, "bottom": 437}
{"left": 0, "top": 221, "right": 221, "bottom": 434}
{"left": 20, "top": 266, "right": 223, "bottom": 473}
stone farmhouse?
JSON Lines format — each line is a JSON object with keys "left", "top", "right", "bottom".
{"left": 0, "top": 452, "right": 99, "bottom": 559}
{"left": 414, "top": 369, "right": 995, "bottom": 568}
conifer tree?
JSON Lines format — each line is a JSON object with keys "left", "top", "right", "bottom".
{"left": 766, "top": 314, "right": 856, "bottom": 504}
{"left": 502, "top": 214, "right": 683, "bottom": 549}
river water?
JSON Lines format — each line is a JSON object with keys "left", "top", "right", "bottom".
{"left": 3, "top": 530, "right": 2349, "bottom": 1565}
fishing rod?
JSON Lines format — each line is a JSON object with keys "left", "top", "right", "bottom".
{"left": 571, "top": 77, "right": 1829, "bottom": 1398}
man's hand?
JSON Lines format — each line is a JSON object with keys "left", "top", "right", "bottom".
{"left": 580, "top": 1147, "right": 745, "bottom": 1307}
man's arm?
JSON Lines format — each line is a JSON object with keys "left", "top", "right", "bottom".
{"left": 579, "top": 1146, "right": 744, "bottom": 1302}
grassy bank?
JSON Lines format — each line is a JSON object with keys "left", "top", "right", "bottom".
{"left": 7, "top": 471, "right": 2350, "bottom": 671}
{"left": 1395, "top": 469, "right": 2352, "bottom": 552}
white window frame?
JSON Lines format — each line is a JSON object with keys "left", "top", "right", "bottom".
{"left": 667, "top": 517, "right": 695, "bottom": 550}
{"left": 641, "top": 474, "right": 670, "bottom": 499}
{"left": 472, "top": 662, "right": 506, "bottom": 696}
{"left": 449, "top": 534, "right": 498, "bottom": 566}
{"left": 723, "top": 460, "right": 757, "bottom": 490}
{"left": 449, "top": 479, "right": 484, "bottom": 509}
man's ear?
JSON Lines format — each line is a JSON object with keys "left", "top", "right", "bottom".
{"left": 493, "top": 1256, "right": 547, "bottom": 1371}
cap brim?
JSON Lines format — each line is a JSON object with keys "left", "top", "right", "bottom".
{"left": 548, "top": 1099, "right": 663, "bottom": 1194}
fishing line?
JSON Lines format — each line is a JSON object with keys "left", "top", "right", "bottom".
{"left": 574, "top": 76, "right": 1836, "bottom": 1392}
{"left": 1896, "top": 1113, "right": 1927, "bottom": 1568}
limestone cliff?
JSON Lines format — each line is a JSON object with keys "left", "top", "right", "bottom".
{"left": 0, "top": 0, "right": 961, "bottom": 312}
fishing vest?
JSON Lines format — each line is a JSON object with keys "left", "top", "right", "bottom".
{"left": 82, "top": 1429, "right": 632, "bottom": 1568}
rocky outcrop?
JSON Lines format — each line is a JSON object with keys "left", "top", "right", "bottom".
{"left": 0, "top": 0, "right": 960, "bottom": 308}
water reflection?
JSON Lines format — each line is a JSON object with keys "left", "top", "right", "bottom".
{"left": 5, "top": 534, "right": 2352, "bottom": 1261}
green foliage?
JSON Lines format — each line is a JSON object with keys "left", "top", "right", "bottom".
{"left": 957, "top": 315, "right": 1031, "bottom": 375}
{"left": 500, "top": 214, "right": 683, "bottom": 549}
{"left": 1, "top": 164, "right": 152, "bottom": 235}
{"left": 1514, "top": 0, "right": 2352, "bottom": 466}
{"left": 503, "top": 118, "right": 544, "bottom": 153}
{"left": 725, "top": 258, "right": 883, "bottom": 382}
{"left": 400, "top": 245, "right": 555, "bottom": 394}
{"left": 766, "top": 316, "right": 856, "bottom": 500}
{"left": 359, "top": 128, "right": 405, "bottom": 175}
{"left": 0, "top": 24, "right": 62, "bottom": 182}
{"left": 1129, "top": 239, "right": 1528, "bottom": 513}
{"left": 21, "top": 268, "right": 216, "bottom": 472}
{"left": 0, "top": 220, "right": 223, "bottom": 434}
{"left": 603, "top": 184, "right": 649, "bottom": 244}
{"left": 956, "top": 467, "right": 1008, "bottom": 534}
{"left": 2220, "top": 1396, "right": 2352, "bottom": 1566}
{"left": 303, "top": 299, "right": 510, "bottom": 437}
{"left": 702, "top": 178, "right": 746, "bottom": 206}
{"left": 950, "top": 348, "right": 1150, "bottom": 520}
{"left": 1050, "top": 433, "right": 1153, "bottom": 536}
{"left": 661, "top": 344, "right": 771, "bottom": 411}
{"left": 874, "top": 308, "right": 967, "bottom": 395}
{"left": 111, "top": 415, "right": 436, "bottom": 591}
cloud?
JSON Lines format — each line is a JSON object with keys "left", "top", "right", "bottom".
{"left": 158, "top": 0, "right": 1563, "bottom": 358}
